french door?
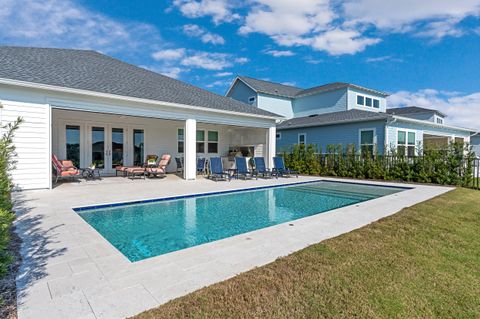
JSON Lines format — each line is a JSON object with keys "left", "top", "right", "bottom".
{"left": 88, "top": 125, "right": 127, "bottom": 174}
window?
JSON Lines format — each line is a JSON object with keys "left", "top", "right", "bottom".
{"left": 133, "top": 129, "right": 144, "bottom": 166}
{"left": 66, "top": 125, "right": 80, "bottom": 167}
{"left": 196, "top": 130, "right": 205, "bottom": 153}
{"left": 298, "top": 133, "right": 306, "bottom": 145}
{"left": 360, "top": 129, "right": 375, "bottom": 156}
{"left": 436, "top": 117, "right": 443, "bottom": 124}
{"left": 373, "top": 99, "right": 380, "bottom": 108}
{"left": 397, "top": 130, "right": 415, "bottom": 156}
{"left": 177, "top": 128, "right": 184, "bottom": 153}
{"left": 365, "top": 97, "right": 372, "bottom": 107}
{"left": 357, "top": 95, "right": 364, "bottom": 106}
{"left": 248, "top": 96, "right": 256, "bottom": 104}
{"left": 276, "top": 132, "right": 281, "bottom": 140}
{"left": 91, "top": 127, "right": 105, "bottom": 169}
{"left": 207, "top": 131, "right": 218, "bottom": 153}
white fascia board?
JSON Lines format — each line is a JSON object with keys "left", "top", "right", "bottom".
{"left": 0, "top": 78, "right": 281, "bottom": 121}
{"left": 392, "top": 115, "right": 475, "bottom": 133}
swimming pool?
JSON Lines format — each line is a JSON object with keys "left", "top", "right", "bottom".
{"left": 76, "top": 181, "right": 406, "bottom": 262}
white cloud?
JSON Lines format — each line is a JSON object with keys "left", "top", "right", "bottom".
{"left": 172, "top": 0, "right": 240, "bottom": 24}
{"left": 158, "top": 67, "right": 184, "bottom": 79}
{"left": 234, "top": 57, "right": 249, "bottom": 64}
{"left": 388, "top": 89, "right": 480, "bottom": 130}
{"left": 264, "top": 49, "right": 295, "bottom": 57}
{"left": 343, "top": 0, "right": 480, "bottom": 39}
{"left": 0, "top": 0, "right": 159, "bottom": 53}
{"left": 151, "top": 48, "right": 186, "bottom": 60}
{"left": 310, "top": 29, "right": 380, "bottom": 55}
{"left": 214, "top": 72, "right": 233, "bottom": 77}
{"left": 366, "top": 55, "right": 403, "bottom": 63}
{"left": 281, "top": 81, "right": 297, "bottom": 86}
{"left": 182, "top": 24, "right": 225, "bottom": 45}
{"left": 206, "top": 80, "right": 230, "bottom": 88}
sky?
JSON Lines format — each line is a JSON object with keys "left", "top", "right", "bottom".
{"left": 0, "top": 0, "right": 479, "bottom": 130}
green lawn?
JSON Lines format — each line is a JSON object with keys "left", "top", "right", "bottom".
{"left": 133, "top": 188, "right": 480, "bottom": 319}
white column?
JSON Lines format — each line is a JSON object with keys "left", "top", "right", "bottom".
{"left": 184, "top": 119, "right": 197, "bottom": 180}
{"left": 267, "top": 125, "right": 276, "bottom": 169}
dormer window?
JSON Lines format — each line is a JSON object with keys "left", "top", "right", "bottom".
{"left": 357, "top": 95, "right": 364, "bottom": 105}
{"left": 248, "top": 96, "right": 256, "bottom": 104}
{"left": 365, "top": 97, "right": 372, "bottom": 107}
{"left": 373, "top": 99, "right": 380, "bottom": 108}
{"left": 436, "top": 117, "right": 443, "bottom": 124}
{"left": 357, "top": 93, "right": 380, "bottom": 109}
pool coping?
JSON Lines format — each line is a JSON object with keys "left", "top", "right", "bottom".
{"left": 13, "top": 176, "right": 453, "bottom": 319}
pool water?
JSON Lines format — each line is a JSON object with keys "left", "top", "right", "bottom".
{"left": 77, "top": 181, "right": 404, "bottom": 262}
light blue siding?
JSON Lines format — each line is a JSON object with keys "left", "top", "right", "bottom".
{"left": 386, "top": 120, "right": 471, "bottom": 153}
{"left": 471, "top": 135, "right": 480, "bottom": 157}
{"left": 227, "top": 80, "right": 257, "bottom": 106}
{"left": 257, "top": 93, "right": 294, "bottom": 118}
{"left": 347, "top": 87, "right": 387, "bottom": 113}
{"left": 293, "top": 88, "right": 347, "bottom": 117}
{"left": 277, "top": 120, "right": 386, "bottom": 154}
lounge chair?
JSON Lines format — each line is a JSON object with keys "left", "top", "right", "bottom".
{"left": 145, "top": 154, "right": 171, "bottom": 178}
{"left": 197, "top": 157, "right": 206, "bottom": 175}
{"left": 234, "top": 157, "right": 255, "bottom": 180}
{"left": 208, "top": 157, "right": 230, "bottom": 181}
{"left": 273, "top": 156, "right": 298, "bottom": 178}
{"left": 117, "top": 155, "right": 158, "bottom": 178}
{"left": 253, "top": 157, "right": 276, "bottom": 179}
{"left": 52, "top": 154, "right": 81, "bottom": 184}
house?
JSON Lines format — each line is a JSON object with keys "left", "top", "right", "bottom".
{"left": 472, "top": 134, "right": 480, "bottom": 157}
{"left": 226, "top": 76, "right": 475, "bottom": 155}
{"left": 0, "top": 47, "right": 281, "bottom": 190}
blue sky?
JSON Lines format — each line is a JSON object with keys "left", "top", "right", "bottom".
{"left": 1, "top": 0, "right": 479, "bottom": 129}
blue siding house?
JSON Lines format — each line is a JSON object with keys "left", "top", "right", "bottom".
{"left": 227, "top": 76, "right": 475, "bottom": 155}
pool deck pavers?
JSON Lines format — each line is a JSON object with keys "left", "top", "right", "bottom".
{"left": 13, "top": 175, "right": 453, "bottom": 319}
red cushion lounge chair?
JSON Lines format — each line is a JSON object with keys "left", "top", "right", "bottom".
{"left": 120, "top": 155, "right": 159, "bottom": 179}
{"left": 52, "top": 154, "right": 81, "bottom": 184}
{"left": 145, "top": 154, "right": 171, "bottom": 178}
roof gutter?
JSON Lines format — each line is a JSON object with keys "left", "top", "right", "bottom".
{"left": 277, "top": 115, "right": 389, "bottom": 130}
{"left": 0, "top": 78, "right": 283, "bottom": 121}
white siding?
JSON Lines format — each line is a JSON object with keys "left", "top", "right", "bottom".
{"left": 0, "top": 100, "right": 51, "bottom": 190}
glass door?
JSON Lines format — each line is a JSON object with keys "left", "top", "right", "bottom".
{"left": 88, "top": 125, "right": 127, "bottom": 174}
{"left": 91, "top": 126, "right": 105, "bottom": 169}
{"left": 111, "top": 127, "right": 125, "bottom": 169}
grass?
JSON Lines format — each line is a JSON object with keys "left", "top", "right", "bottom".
{"left": 133, "top": 188, "right": 480, "bottom": 319}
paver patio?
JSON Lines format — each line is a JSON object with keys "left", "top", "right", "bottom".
{"left": 13, "top": 175, "right": 452, "bottom": 319}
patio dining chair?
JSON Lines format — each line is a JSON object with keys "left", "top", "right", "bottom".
{"left": 234, "top": 157, "right": 255, "bottom": 180}
{"left": 273, "top": 156, "right": 298, "bottom": 178}
{"left": 253, "top": 157, "right": 276, "bottom": 179}
{"left": 197, "top": 157, "right": 206, "bottom": 175}
{"left": 51, "top": 154, "right": 81, "bottom": 184}
{"left": 208, "top": 157, "right": 230, "bottom": 181}
{"left": 175, "top": 157, "right": 183, "bottom": 174}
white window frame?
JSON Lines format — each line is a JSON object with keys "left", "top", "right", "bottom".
{"left": 207, "top": 130, "right": 219, "bottom": 154}
{"left": 298, "top": 133, "right": 306, "bottom": 145}
{"left": 396, "top": 129, "right": 416, "bottom": 156}
{"left": 356, "top": 93, "right": 365, "bottom": 106}
{"left": 276, "top": 132, "right": 282, "bottom": 140}
{"left": 358, "top": 128, "right": 377, "bottom": 155}
{"left": 177, "top": 127, "right": 184, "bottom": 154}
{"left": 248, "top": 96, "right": 256, "bottom": 104}
{"left": 356, "top": 93, "right": 381, "bottom": 109}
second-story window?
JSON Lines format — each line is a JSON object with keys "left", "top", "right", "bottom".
{"left": 298, "top": 133, "right": 306, "bottom": 145}
{"left": 357, "top": 95, "right": 364, "bottom": 105}
{"left": 248, "top": 96, "right": 256, "bottom": 104}
{"left": 436, "top": 117, "right": 443, "bottom": 124}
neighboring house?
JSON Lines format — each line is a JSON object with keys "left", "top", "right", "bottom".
{"left": 227, "top": 76, "right": 475, "bottom": 155}
{"left": 0, "top": 47, "right": 281, "bottom": 190}
{"left": 471, "top": 134, "right": 480, "bottom": 157}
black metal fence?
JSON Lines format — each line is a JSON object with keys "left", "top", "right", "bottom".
{"left": 280, "top": 152, "right": 480, "bottom": 190}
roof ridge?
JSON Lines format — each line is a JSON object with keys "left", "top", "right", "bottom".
{"left": 238, "top": 75, "right": 303, "bottom": 89}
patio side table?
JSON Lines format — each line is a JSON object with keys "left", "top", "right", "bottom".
{"left": 80, "top": 167, "right": 101, "bottom": 180}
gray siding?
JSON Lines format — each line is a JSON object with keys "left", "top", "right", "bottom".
{"left": 277, "top": 120, "right": 386, "bottom": 154}
{"left": 257, "top": 93, "right": 293, "bottom": 119}
{"left": 227, "top": 80, "right": 257, "bottom": 106}
{"left": 293, "top": 88, "right": 347, "bottom": 117}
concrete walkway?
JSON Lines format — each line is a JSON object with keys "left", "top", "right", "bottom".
{"left": 13, "top": 175, "right": 452, "bottom": 319}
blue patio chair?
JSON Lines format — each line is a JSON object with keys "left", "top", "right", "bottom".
{"left": 234, "top": 157, "right": 255, "bottom": 180}
{"left": 253, "top": 157, "right": 276, "bottom": 179}
{"left": 208, "top": 157, "right": 230, "bottom": 181}
{"left": 197, "top": 157, "right": 206, "bottom": 175}
{"left": 175, "top": 157, "right": 183, "bottom": 174}
{"left": 273, "top": 156, "right": 298, "bottom": 178}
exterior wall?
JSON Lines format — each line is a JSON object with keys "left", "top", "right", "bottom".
{"left": 386, "top": 120, "right": 471, "bottom": 153}
{"left": 292, "top": 88, "right": 347, "bottom": 117}
{"left": 277, "top": 120, "right": 386, "bottom": 154}
{"left": 0, "top": 99, "right": 51, "bottom": 190}
{"left": 347, "top": 87, "right": 387, "bottom": 113}
{"left": 226, "top": 80, "right": 257, "bottom": 106}
{"left": 256, "top": 93, "right": 294, "bottom": 119}
{"left": 390, "top": 112, "right": 439, "bottom": 122}
{"left": 470, "top": 135, "right": 480, "bottom": 157}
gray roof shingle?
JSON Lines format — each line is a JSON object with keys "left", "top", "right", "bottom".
{"left": 0, "top": 46, "right": 280, "bottom": 118}
{"left": 237, "top": 76, "right": 303, "bottom": 98}
{"left": 277, "top": 109, "right": 389, "bottom": 130}
{"left": 236, "top": 76, "right": 389, "bottom": 98}
{"left": 386, "top": 106, "right": 446, "bottom": 117}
